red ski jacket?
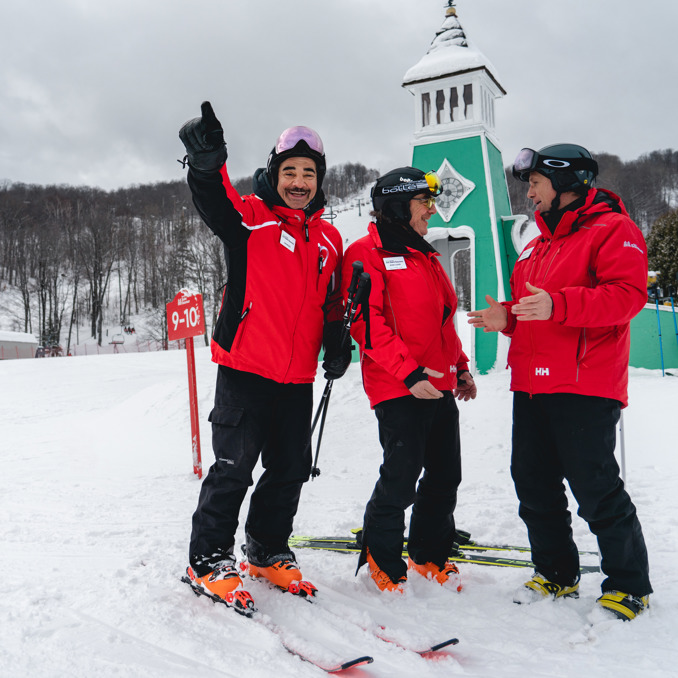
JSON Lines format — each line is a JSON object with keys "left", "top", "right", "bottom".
{"left": 187, "top": 164, "right": 344, "bottom": 384}
{"left": 502, "top": 188, "right": 647, "bottom": 406}
{"left": 344, "top": 223, "right": 469, "bottom": 408}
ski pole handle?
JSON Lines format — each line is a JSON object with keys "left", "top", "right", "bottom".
{"left": 347, "top": 261, "right": 363, "bottom": 300}
{"left": 349, "top": 272, "right": 371, "bottom": 323}
{"left": 343, "top": 261, "right": 364, "bottom": 324}
{"left": 351, "top": 273, "right": 372, "bottom": 349}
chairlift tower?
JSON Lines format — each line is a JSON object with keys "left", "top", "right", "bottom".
{"left": 402, "top": 1, "right": 524, "bottom": 372}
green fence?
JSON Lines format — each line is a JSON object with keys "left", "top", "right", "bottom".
{"left": 630, "top": 303, "right": 678, "bottom": 369}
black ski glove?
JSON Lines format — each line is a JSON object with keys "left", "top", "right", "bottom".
{"left": 179, "top": 101, "right": 227, "bottom": 173}
{"left": 321, "top": 320, "right": 353, "bottom": 380}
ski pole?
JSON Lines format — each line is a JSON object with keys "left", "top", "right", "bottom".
{"left": 310, "top": 262, "right": 365, "bottom": 479}
{"left": 309, "top": 380, "right": 333, "bottom": 479}
{"left": 311, "top": 261, "right": 363, "bottom": 438}
{"left": 619, "top": 410, "right": 626, "bottom": 484}
{"left": 652, "top": 285, "right": 665, "bottom": 376}
{"left": 669, "top": 286, "right": 678, "bottom": 348}
{"left": 310, "top": 272, "right": 372, "bottom": 477}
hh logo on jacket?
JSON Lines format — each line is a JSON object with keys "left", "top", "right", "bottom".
{"left": 535, "top": 367, "right": 550, "bottom": 376}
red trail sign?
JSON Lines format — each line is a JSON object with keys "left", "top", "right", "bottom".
{"left": 166, "top": 289, "right": 206, "bottom": 478}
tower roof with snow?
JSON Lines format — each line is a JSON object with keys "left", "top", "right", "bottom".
{"left": 402, "top": 1, "right": 506, "bottom": 95}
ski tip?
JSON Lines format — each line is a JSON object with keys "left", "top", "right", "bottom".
{"left": 328, "top": 655, "right": 374, "bottom": 672}
{"left": 427, "top": 638, "right": 460, "bottom": 652}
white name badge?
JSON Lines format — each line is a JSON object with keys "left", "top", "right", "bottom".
{"left": 280, "top": 230, "right": 296, "bottom": 252}
{"left": 383, "top": 256, "right": 407, "bottom": 270}
{"left": 517, "top": 246, "right": 534, "bottom": 263}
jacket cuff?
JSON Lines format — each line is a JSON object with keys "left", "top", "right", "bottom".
{"left": 501, "top": 302, "right": 517, "bottom": 336}
{"left": 393, "top": 355, "right": 422, "bottom": 383}
{"left": 403, "top": 366, "right": 426, "bottom": 389}
{"left": 550, "top": 292, "right": 567, "bottom": 323}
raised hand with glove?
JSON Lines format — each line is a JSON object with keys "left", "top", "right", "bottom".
{"left": 321, "top": 320, "right": 353, "bottom": 380}
{"left": 179, "top": 101, "right": 227, "bottom": 173}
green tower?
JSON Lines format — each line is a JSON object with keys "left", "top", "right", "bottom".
{"left": 402, "top": 1, "right": 525, "bottom": 373}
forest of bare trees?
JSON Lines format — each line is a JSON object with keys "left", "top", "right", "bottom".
{"left": 1, "top": 152, "right": 677, "bottom": 351}
{"left": 0, "top": 162, "right": 378, "bottom": 350}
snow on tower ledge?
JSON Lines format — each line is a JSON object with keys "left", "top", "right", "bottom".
{"left": 402, "top": 2, "right": 506, "bottom": 141}
{"left": 403, "top": 2, "right": 505, "bottom": 94}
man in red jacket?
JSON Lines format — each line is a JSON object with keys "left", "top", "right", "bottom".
{"left": 178, "top": 102, "right": 351, "bottom": 612}
{"left": 468, "top": 144, "right": 652, "bottom": 621}
{"left": 345, "top": 167, "right": 477, "bottom": 593}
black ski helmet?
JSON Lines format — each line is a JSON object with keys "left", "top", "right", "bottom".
{"left": 266, "top": 126, "right": 326, "bottom": 188}
{"left": 371, "top": 167, "right": 441, "bottom": 222}
{"left": 512, "top": 143, "right": 598, "bottom": 193}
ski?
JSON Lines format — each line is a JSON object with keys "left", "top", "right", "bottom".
{"left": 348, "top": 528, "right": 598, "bottom": 556}
{"left": 315, "top": 585, "right": 459, "bottom": 656}
{"left": 182, "top": 575, "right": 374, "bottom": 673}
{"left": 288, "top": 536, "right": 600, "bottom": 574}
{"left": 372, "top": 629, "right": 458, "bottom": 655}
{"left": 459, "top": 542, "right": 597, "bottom": 556}
{"left": 268, "top": 632, "right": 373, "bottom": 674}
{"left": 300, "top": 529, "right": 598, "bottom": 557}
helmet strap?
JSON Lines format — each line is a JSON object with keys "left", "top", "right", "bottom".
{"left": 550, "top": 190, "right": 562, "bottom": 213}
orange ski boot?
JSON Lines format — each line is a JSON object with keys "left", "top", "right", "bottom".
{"left": 242, "top": 557, "right": 317, "bottom": 598}
{"left": 183, "top": 561, "right": 256, "bottom": 616}
{"left": 366, "top": 550, "right": 406, "bottom": 593}
{"left": 408, "top": 557, "right": 462, "bottom": 592}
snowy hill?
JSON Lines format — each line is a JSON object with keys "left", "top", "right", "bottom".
{"left": 1, "top": 347, "right": 676, "bottom": 677}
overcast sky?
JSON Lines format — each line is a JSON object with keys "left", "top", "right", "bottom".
{"left": 1, "top": 0, "right": 676, "bottom": 191}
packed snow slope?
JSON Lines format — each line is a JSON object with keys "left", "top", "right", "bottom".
{"left": 1, "top": 348, "right": 677, "bottom": 677}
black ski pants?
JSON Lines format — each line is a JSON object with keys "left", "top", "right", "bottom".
{"left": 359, "top": 392, "right": 462, "bottom": 581}
{"left": 189, "top": 366, "right": 312, "bottom": 576}
{"left": 511, "top": 392, "right": 652, "bottom": 596}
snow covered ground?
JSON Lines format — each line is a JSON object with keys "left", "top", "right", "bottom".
{"left": 1, "top": 345, "right": 677, "bottom": 677}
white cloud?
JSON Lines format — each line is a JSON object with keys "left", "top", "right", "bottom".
{"left": 0, "top": 0, "right": 676, "bottom": 189}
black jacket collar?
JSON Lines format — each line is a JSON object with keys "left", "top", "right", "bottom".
{"left": 375, "top": 215, "right": 436, "bottom": 256}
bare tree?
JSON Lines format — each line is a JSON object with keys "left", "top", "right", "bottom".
{"left": 77, "top": 191, "right": 119, "bottom": 344}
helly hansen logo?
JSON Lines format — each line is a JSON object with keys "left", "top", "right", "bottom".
{"left": 535, "top": 367, "right": 550, "bottom": 376}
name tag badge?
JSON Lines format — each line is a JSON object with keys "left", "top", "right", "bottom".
{"left": 517, "top": 246, "right": 534, "bottom": 263}
{"left": 383, "top": 256, "right": 407, "bottom": 271}
{"left": 280, "top": 230, "right": 296, "bottom": 252}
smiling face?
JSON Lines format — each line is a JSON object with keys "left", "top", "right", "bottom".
{"left": 276, "top": 157, "right": 318, "bottom": 210}
{"left": 408, "top": 193, "right": 437, "bottom": 236}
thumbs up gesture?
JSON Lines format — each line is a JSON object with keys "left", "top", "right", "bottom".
{"left": 179, "top": 101, "right": 227, "bottom": 173}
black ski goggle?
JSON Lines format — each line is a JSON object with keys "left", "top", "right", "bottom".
{"left": 512, "top": 148, "right": 597, "bottom": 180}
